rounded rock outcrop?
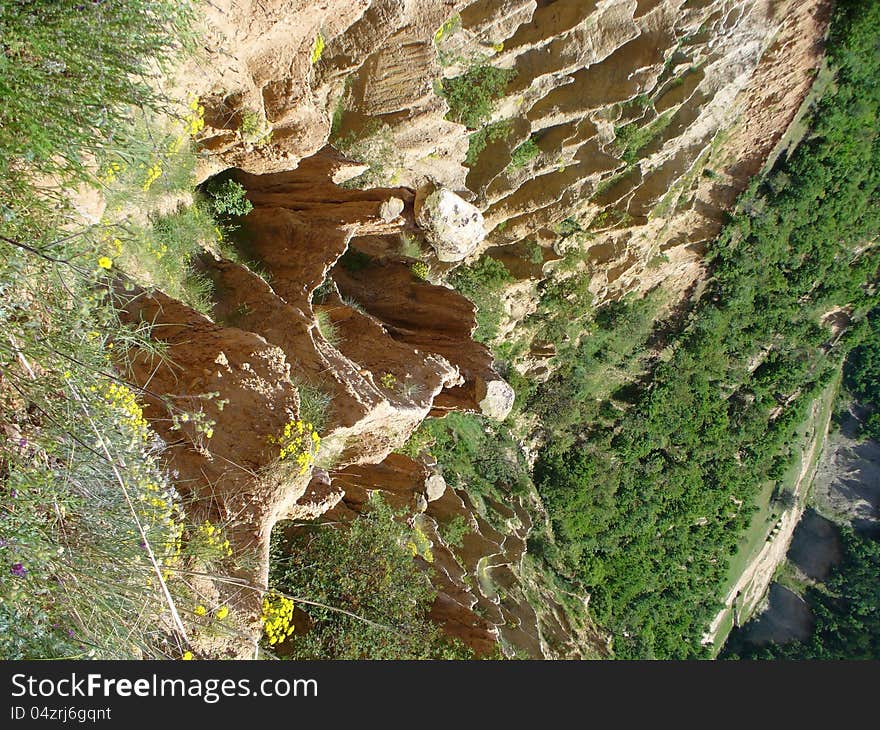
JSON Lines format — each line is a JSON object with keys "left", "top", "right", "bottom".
{"left": 476, "top": 378, "right": 516, "bottom": 422}
{"left": 415, "top": 187, "right": 486, "bottom": 262}
{"left": 425, "top": 473, "right": 447, "bottom": 502}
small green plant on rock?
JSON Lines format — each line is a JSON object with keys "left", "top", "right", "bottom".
{"left": 206, "top": 179, "right": 253, "bottom": 218}
{"left": 509, "top": 136, "right": 540, "bottom": 169}
{"left": 314, "top": 308, "right": 341, "bottom": 348}
{"left": 411, "top": 261, "right": 431, "bottom": 281}
{"left": 614, "top": 109, "right": 674, "bottom": 164}
{"left": 440, "top": 515, "right": 471, "bottom": 549}
{"left": 290, "top": 377, "right": 333, "bottom": 432}
{"left": 399, "top": 377, "right": 425, "bottom": 401}
{"left": 239, "top": 110, "right": 272, "bottom": 147}
{"left": 465, "top": 120, "right": 512, "bottom": 167}
{"left": 441, "top": 65, "right": 516, "bottom": 129}
{"left": 449, "top": 256, "right": 515, "bottom": 342}
{"left": 334, "top": 120, "right": 400, "bottom": 189}
{"left": 526, "top": 241, "right": 545, "bottom": 265}
{"left": 398, "top": 233, "right": 424, "bottom": 259}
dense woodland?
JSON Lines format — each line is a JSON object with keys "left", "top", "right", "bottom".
{"left": 725, "top": 527, "right": 880, "bottom": 660}
{"left": 530, "top": 0, "right": 880, "bottom": 658}
{"left": 843, "top": 306, "right": 880, "bottom": 439}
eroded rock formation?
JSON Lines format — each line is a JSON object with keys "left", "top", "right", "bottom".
{"left": 188, "top": 0, "right": 828, "bottom": 310}
{"left": 120, "top": 145, "right": 516, "bottom": 652}
{"left": 136, "top": 0, "right": 832, "bottom": 657}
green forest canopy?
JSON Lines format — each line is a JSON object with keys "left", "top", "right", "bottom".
{"left": 533, "top": 0, "right": 880, "bottom": 658}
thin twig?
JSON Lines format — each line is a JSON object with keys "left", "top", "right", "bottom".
{"left": 0, "top": 234, "right": 89, "bottom": 274}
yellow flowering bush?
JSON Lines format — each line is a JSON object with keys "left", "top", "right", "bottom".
{"left": 166, "top": 98, "right": 205, "bottom": 155}
{"left": 261, "top": 592, "right": 295, "bottom": 646}
{"left": 102, "top": 382, "right": 150, "bottom": 440}
{"left": 141, "top": 161, "right": 163, "bottom": 191}
{"left": 268, "top": 419, "right": 321, "bottom": 475}
{"left": 184, "top": 98, "right": 205, "bottom": 136}
{"left": 146, "top": 239, "right": 169, "bottom": 260}
{"left": 99, "top": 160, "right": 125, "bottom": 185}
{"left": 137, "top": 477, "right": 184, "bottom": 583}
{"left": 310, "top": 32, "right": 325, "bottom": 65}
{"left": 380, "top": 372, "right": 397, "bottom": 389}
{"left": 98, "top": 381, "right": 186, "bottom": 578}
{"left": 410, "top": 261, "right": 430, "bottom": 281}
{"left": 406, "top": 522, "right": 434, "bottom": 564}
{"left": 192, "top": 520, "right": 233, "bottom": 559}
{"left": 433, "top": 15, "right": 461, "bottom": 44}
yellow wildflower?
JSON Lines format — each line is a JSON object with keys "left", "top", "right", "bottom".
{"left": 310, "top": 32, "right": 325, "bottom": 65}
{"left": 97, "top": 256, "right": 113, "bottom": 270}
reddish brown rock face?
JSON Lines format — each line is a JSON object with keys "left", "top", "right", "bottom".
{"left": 136, "top": 0, "right": 829, "bottom": 658}
{"left": 118, "top": 144, "right": 513, "bottom": 653}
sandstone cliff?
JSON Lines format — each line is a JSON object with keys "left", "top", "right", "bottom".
{"left": 119, "top": 0, "right": 830, "bottom": 657}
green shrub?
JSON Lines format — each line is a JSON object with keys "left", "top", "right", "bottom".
{"left": 554, "top": 217, "right": 584, "bottom": 238}
{"left": 0, "top": 0, "right": 196, "bottom": 201}
{"left": 403, "top": 413, "right": 531, "bottom": 498}
{"left": 526, "top": 242, "right": 545, "bottom": 265}
{"left": 269, "top": 494, "right": 472, "bottom": 659}
{"left": 206, "top": 179, "right": 253, "bottom": 218}
{"left": 614, "top": 110, "right": 674, "bottom": 164}
{"left": 465, "top": 120, "right": 512, "bottom": 167}
{"left": 509, "top": 136, "right": 540, "bottom": 169}
{"left": 440, "top": 515, "right": 471, "bottom": 549}
{"left": 449, "top": 256, "right": 514, "bottom": 342}
{"left": 338, "top": 248, "right": 373, "bottom": 273}
{"left": 311, "top": 277, "right": 336, "bottom": 304}
{"left": 333, "top": 120, "right": 400, "bottom": 189}
{"left": 441, "top": 65, "right": 516, "bottom": 129}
